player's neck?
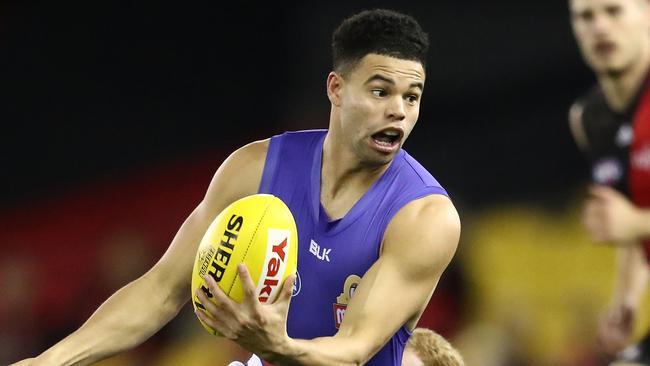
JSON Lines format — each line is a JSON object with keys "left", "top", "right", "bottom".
{"left": 598, "top": 51, "right": 650, "bottom": 113}
{"left": 320, "top": 133, "right": 386, "bottom": 219}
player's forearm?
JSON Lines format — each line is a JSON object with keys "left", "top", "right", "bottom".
{"left": 612, "top": 244, "right": 649, "bottom": 307}
{"left": 264, "top": 335, "right": 375, "bottom": 366}
{"left": 36, "top": 272, "right": 186, "bottom": 365}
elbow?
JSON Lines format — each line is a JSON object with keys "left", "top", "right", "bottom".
{"left": 336, "top": 335, "right": 382, "bottom": 366}
{"left": 140, "top": 269, "right": 186, "bottom": 318}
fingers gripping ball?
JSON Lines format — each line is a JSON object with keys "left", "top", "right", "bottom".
{"left": 191, "top": 194, "right": 298, "bottom": 335}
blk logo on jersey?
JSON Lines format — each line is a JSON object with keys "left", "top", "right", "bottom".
{"left": 309, "top": 239, "right": 331, "bottom": 262}
{"left": 332, "top": 274, "right": 361, "bottom": 329}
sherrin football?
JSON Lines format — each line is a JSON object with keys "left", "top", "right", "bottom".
{"left": 191, "top": 194, "right": 298, "bottom": 335}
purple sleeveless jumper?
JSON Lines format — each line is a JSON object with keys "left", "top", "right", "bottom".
{"left": 258, "top": 130, "right": 448, "bottom": 365}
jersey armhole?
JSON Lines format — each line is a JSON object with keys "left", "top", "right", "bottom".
{"left": 258, "top": 135, "right": 283, "bottom": 193}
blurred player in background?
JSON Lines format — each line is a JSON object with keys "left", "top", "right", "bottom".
{"left": 401, "top": 328, "right": 464, "bottom": 366}
{"left": 12, "top": 9, "right": 459, "bottom": 366}
{"left": 569, "top": 0, "right": 650, "bottom": 363}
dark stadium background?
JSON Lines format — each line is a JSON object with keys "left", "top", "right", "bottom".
{"left": 1, "top": 1, "right": 590, "bottom": 208}
{"left": 1, "top": 1, "right": 608, "bottom": 365}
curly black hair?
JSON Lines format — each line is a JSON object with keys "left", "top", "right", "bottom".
{"left": 332, "top": 9, "right": 429, "bottom": 76}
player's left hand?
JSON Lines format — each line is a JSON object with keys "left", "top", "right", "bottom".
{"left": 583, "top": 185, "right": 644, "bottom": 243}
{"left": 195, "top": 263, "right": 295, "bottom": 359}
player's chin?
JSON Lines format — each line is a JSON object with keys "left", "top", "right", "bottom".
{"left": 361, "top": 149, "right": 398, "bottom": 167}
{"left": 590, "top": 58, "right": 628, "bottom": 76}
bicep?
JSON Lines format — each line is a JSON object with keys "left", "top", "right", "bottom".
{"left": 334, "top": 194, "right": 460, "bottom": 359}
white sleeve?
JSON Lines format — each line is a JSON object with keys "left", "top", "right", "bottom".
{"left": 246, "top": 354, "right": 263, "bottom": 366}
{"left": 226, "top": 362, "right": 246, "bottom": 366}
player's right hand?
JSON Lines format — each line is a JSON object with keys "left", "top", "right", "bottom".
{"left": 583, "top": 185, "right": 644, "bottom": 244}
{"left": 598, "top": 303, "right": 636, "bottom": 355}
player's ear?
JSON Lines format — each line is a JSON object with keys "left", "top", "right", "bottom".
{"left": 327, "top": 71, "right": 344, "bottom": 106}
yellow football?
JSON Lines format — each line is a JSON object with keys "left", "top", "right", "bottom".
{"left": 191, "top": 194, "right": 298, "bottom": 335}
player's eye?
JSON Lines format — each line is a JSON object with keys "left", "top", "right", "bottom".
{"left": 406, "top": 94, "right": 420, "bottom": 105}
{"left": 371, "top": 89, "right": 387, "bottom": 97}
{"left": 577, "top": 9, "right": 594, "bottom": 22}
{"left": 605, "top": 5, "right": 621, "bottom": 17}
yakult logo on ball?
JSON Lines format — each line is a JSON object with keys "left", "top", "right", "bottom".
{"left": 256, "top": 228, "right": 291, "bottom": 303}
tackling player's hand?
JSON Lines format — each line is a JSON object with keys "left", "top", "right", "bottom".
{"left": 583, "top": 185, "right": 645, "bottom": 243}
{"left": 195, "top": 263, "right": 295, "bottom": 360}
{"left": 598, "top": 302, "right": 636, "bottom": 355}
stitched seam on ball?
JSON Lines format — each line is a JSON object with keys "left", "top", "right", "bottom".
{"left": 227, "top": 199, "right": 272, "bottom": 296}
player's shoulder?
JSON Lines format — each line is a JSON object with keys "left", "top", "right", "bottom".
{"left": 213, "top": 129, "right": 327, "bottom": 195}
{"left": 401, "top": 194, "right": 459, "bottom": 232}
{"left": 572, "top": 83, "right": 604, "bottom": 107}
{"left": 279, "top": 129, "right": 328, "bottom": 138}
{"left": 233, "top": 138, "right": 270, "bottom": 161}
{"left": 383, "top": 194, "right": 460, "bottom": 266}
{"left": 569, "top": 84, "right": 605, "bottom": 151}
{"left": 269, "top": 129, "right": 328, "bottom": 146}
{"left": 570, "top": 84, "right": 608, "bottom": 124}
{"left": 217, "top": 138, "right": 270, "bottom": 180}
{"left": 387, "top": 195, "right": 459, "bottom": 246}
{"left": 396, "top": 149, "right": 446, "bottom": 191}
{"left": 202, "top": 139, "right": 271, "bottom": 206}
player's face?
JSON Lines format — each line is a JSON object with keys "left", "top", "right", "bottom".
{"left": 332, "top": 54, "right": 425, "bottom": 167}
{"left": 571, "top": 0, "right": 650, "bottom": 75}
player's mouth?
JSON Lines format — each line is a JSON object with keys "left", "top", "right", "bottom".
{"left": 370, "top": 128, "right": 403, "bottom": 153}
{"left": 594, "top": 40, "right": 616, "bottom": 57}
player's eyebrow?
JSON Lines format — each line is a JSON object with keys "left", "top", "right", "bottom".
{"left": 365, "top": 74, "right": 423, "bottom": 91}
{"left": 410, "top": 81, "right": 424, "bottom": 91}
{"left": 365, "top": 74, "right": 395, "bottom": 86}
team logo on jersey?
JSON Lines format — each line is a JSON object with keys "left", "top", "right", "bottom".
{"left": 632, "top": 145, "right": 650, "bottom": 171}
{"left": 332, "top": 274, "right": 361, "bottom": 329}
{"left": 593, "top": 157, "right": 623, "bottom": 185}
{"left": 292, "top": 270, "right": 301, "bottom": 297}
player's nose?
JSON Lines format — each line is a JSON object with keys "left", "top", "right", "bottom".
{"left": 386, "top": 96, "right": 406, "bottom": 121}
{"left": 590, "top": 12, "right": 613, "bottom": 35}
